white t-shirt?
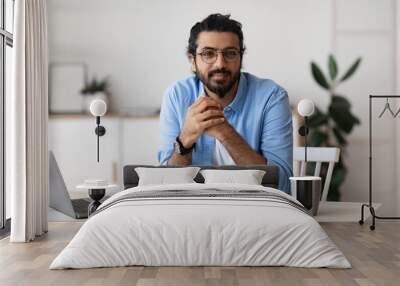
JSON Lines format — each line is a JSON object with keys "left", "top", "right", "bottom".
{"left": 212, "top": 139, "right": 235, "bottom": 165}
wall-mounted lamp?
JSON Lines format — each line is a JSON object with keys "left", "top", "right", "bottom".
{"left": 297, "top": 99, "right": 315, "bottom": 163}
{"left": 89, "top": 99, "right": 107, "bottom": 162}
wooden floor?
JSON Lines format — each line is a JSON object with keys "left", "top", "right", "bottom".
{"left": 0, "top": 222, "right": 399, "bottom": 286}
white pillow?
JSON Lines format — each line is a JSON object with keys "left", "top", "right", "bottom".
{"left": 135, "top": 167, "right": 201, "bottom": 186}
{"left": 200, "top": 169, "right": 266, "bottom": 185}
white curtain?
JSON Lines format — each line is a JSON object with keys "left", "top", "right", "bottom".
{"left": 9, "top": 0, "right": 49, "bottom": 242}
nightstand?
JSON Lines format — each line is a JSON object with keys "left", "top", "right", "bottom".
{"left": 76, "top": 181, "right": 119, "bottom": 216}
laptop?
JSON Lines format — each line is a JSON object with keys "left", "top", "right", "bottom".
{"left": 49, "top": 151, "right": 91, "bottom": 219}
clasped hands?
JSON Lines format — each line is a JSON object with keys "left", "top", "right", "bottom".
{"left": 179, "top": 95, "right": 232, "bottom": 148}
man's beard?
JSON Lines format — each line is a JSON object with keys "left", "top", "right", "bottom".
{"left": 195, "top": 66, "right": 240, "bottom": 98}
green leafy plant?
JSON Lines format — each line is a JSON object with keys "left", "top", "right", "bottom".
{"left": 308, "top": 55, "right": 362, "bottom": 201}
{"left": 80, "top": 76, "right": 110, "bottom": 95}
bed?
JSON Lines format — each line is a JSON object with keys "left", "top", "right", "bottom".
{"left": 50, "top": 165, "right": 350, "bottom": 269}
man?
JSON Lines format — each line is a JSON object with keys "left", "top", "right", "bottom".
{"left": 157, "top": 14, "right": 293, "bottom": 194}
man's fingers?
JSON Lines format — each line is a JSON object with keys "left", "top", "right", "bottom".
{"left": 191, "top": 95, "right": 207, "bottom": 108}
{"left": 188, "top": 96, "right": 205, "bottom": 113}
{"left": 203, "top": 96, "right": 222, "bottom": 108}
{"left": 198, "top": 109, "right": 224, "bottom": 121}
{"left": 195, "top": 100, "right": 222, "bottom": 114}
{"left": 200, "top": 117, "right": 225, "bottom": 129}
{"left": 191, "top": 95, "right": 221, "bottom": 110}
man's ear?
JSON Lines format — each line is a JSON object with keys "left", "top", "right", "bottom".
{"left": 188, "top": 54, "right": 196, "bottom": 73}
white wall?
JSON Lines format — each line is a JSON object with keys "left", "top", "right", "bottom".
{"left": 396, "top": 0, "right": 400, "bottom": 216}
{"left": 47, "top": 0, "right": 332, "bottom": 110}
{"left": 334, "top": 0, "right": 398, "bottom": 216}
{"left": 48, "top": 0, "right": 400, "bottom": 214}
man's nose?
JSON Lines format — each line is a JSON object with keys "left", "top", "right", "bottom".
{"left": 213, "top": 52, "right": 227, "bottom": 68}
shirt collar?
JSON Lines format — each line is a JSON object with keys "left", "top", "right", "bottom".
{"left": 197, "top": 72, "right": 247, "bottom": 113}
{"left": 227, "top": 72, "right": 247, "bottom": 113}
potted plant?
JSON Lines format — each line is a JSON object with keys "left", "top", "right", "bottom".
{"left": 308, "top": 55, "right": 362, "bottom": 201}
{"left": 81, "top": 76, "right": 111, "bottom": 113}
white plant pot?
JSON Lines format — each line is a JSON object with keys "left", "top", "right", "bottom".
{"left": 82, "top": 92, "right": 109, "bottom": 114}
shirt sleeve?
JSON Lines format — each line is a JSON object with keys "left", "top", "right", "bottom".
{"left": 260, "top": 87, "right": 293, "bottom": 194}
{"left": 157, "top": 86, "right": 181, "bottom": 165}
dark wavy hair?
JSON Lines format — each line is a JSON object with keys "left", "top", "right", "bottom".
{"left": 187, "top": 14, "right": 246, "bottom": 57}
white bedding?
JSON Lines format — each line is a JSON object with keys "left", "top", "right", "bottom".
{"left": 50, "top": 183, "right": 351, "bottom": 269}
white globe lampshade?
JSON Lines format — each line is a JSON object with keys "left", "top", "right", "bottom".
{"left": 90, "top": 99, "right": 107, "bottom": 117}
{"left": 297, "top": 99, "right": 315, "bottom": 117}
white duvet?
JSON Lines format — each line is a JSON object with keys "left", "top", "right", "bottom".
{"left": 50, "top": 183, "right": 351, "bottom": 269}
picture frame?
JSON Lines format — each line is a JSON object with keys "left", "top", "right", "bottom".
{"left": 49, "top": 62, "right": 88, "bottom": 114}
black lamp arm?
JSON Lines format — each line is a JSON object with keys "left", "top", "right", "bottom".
{"left": 304, "top": 116, "right": 308, "bottom": 163}
{"left": 94, "top": 116, "right": 106, "bottom": 162}
{"left": 298, "top": 116, "right": 309, "bottom": 163}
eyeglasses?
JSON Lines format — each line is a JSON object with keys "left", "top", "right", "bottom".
{"left": 196, "top": 48, "right": 242, "bottom": 64}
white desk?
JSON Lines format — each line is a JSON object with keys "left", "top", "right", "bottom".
{"left": 315, "top": 201, "right": 381, "bottom": 222}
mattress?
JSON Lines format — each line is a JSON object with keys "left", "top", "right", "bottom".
{"left": 50, "top": 183, "right": 351, "bottom": 269}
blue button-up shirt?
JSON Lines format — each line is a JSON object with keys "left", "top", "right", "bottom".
{"left": 157, "top": 72, "right": 293, "bottom": 194}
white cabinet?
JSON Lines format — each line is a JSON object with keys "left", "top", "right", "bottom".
{"left": 49, "top": 115, "right": 160, "bottom": 191}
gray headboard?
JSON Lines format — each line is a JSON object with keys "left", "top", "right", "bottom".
{"left": 123, "top": 165, "right": 279, "bottom": 189}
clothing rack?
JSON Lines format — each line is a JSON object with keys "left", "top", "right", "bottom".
{"left": 359, "top": 95, "right": 400, "bottom": 230}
